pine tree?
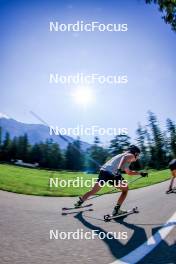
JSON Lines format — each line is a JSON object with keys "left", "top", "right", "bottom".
{"left": 0, "top": 127, "right": 2, "bottom": 146}
{"left": 16, "top": 134, "right": 30, "bottom": 162}
{"left": 65, "top": 139, "right": 84, "bottom": 171}
{"left": 87, "top": 137, "right": 108, "bottom": 173}
{"left": 2, "top": 132, "right": 11, "bottom": 161}
{"left": 136, "top": 123, "right": 149, "bottom": 168}
{"left": 9, "top": 137, "right": 18, "bottom": 161}
{"left": 148, "top": 112, "right": 166, "bottom": 169}
{"left": 39, "top": 139, "right": 53, "bottom": 168}
{"left": 109, "top": 134, "right": 131, "bottom": 156}
{"left": 145, "top": 129, "right": 155, "bottom": 168}
{"left": 0, "top": 127, "right": 2, "bottom": 160}
{"left": 166, "top": 118, "right": 176, "bottom": 158}
{"left": 145, "top": 0, "right": 176, "bottom": 31}
{"left": 48, "top": 143, "right": 64, "bottom": 169}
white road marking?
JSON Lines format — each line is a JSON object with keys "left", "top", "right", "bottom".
{"left": 110, "top": 211, "right": 176, "bottom": 264}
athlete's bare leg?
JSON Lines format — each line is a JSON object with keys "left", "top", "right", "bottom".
{"left": 81, "top": 182, "right": 102, "bottom": 201}
{"left": 116, "top": 184, "right": 128, "bottom": 205}
{"left": 169, "top": 170, "right": 176, "bottom": 190}
{"left": 111, "top": 183, "right": 129, "bottom": 215}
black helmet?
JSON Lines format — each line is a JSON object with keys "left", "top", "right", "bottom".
{"left": 169, "top": 159, "right": 176, "bottom": 171}
{"left": 128, "top": 145, "right": 140, "bottom": 155}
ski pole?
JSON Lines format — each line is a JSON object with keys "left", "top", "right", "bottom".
{"left": 128, "top": 175, "right": 144, "bottom": 184}
{"left": 95, "top": 173, "right": 148, "bottom": 198}
{"left": 88, "top": 175, "right": 146, "bottom": 200}
{"left": 110, "top": 173, "right": 148, "bottom": 193}
{"left": 107, "top": 176, "right": 144, "bottom": 194}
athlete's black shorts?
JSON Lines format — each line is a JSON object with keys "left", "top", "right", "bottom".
{"left": 169, "top": 159, "right": 176, "bottom": 171}
{"left": 97, "top": 170, "right": 124, "bottom": 186}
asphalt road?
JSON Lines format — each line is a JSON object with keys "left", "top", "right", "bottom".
{"left": 0, "top": 180, "right": 175, "bottom": 264}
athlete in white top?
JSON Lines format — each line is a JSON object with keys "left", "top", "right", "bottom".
{"left": 74, "top": 145, "right": 148, "bottom": 216}
{"left": 166, "top": 159, "right": 176, "bottom": 193}
{"left": 101, "top": 152, "right": 132, "bottom": 175}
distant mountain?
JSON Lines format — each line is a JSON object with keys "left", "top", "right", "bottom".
{"left": 0, "top": 117, "right": 90, "bottom": 151}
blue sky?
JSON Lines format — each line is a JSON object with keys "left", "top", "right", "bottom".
{"left": 1, "top": 0, "right": 176, "bottom": 144}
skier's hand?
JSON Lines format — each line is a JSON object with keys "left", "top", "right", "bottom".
{"left": 115, "top": 169, "right": 122, "bottom": 177}
{"left": 115, "top": 171, "right": 122, "bottom": 178}
{"left": 140, "top": 172, "right": 148, "bottom": 177}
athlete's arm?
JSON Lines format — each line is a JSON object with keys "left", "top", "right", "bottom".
{"left": 120, "top": 153, "right": 140, "bottom": 176}
{"left": 117, "top": 155, "right": 128, "bottom": 171}
{"left": 124, "top": 168, "right": 140, "bottom": 176}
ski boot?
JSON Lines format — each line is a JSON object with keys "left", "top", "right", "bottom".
{"left": 166, "top": 188, "right": 173, "bottom": 194}
{"left": 112, "top": 204, "right": 127, "bottom": 216}
{"left": 74, "top": 197, "right": 84, "bottom": 208}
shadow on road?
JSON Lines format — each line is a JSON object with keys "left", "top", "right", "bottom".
{"left": 74, "top": 211, "right": 176, "bottom": 262}
{"left": 74, "top": 211, "right": 147, "bottom": 259}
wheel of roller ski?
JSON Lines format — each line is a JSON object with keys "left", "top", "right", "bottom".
{"left": 104, "top": 214, "right": 111, "bottom": 222}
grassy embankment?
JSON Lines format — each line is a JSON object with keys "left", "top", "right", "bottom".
{"left": 0, "top": 163, "right": 170, "bottom": 196}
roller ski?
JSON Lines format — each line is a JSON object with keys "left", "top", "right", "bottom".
{"left": 104, "top": 205, "right": 139, "bottom": 222}
{"left": 166, "top": 187, "right": 176, "bottom": 194}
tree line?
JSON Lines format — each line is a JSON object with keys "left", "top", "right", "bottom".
{"left": 0, "top": 112, "right": 175, "bottom": 172}
{"left": 145, "top": 0, "right": 176, "bottom": 32}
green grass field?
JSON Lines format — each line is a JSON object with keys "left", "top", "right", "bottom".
{"left": 0, "top": 163, "right": 171, "bottom": 196}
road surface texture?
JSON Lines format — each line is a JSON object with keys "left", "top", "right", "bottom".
{"left": 0, "top": 180, "right": 175, "bottom": 264}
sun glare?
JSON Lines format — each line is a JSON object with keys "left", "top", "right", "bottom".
{"left": 72, "top": 86, "right": 94, "bottom": 106}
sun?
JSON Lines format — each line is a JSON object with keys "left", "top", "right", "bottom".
{"left": 72, "top": 86, "right": 94, "bottom": 106}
